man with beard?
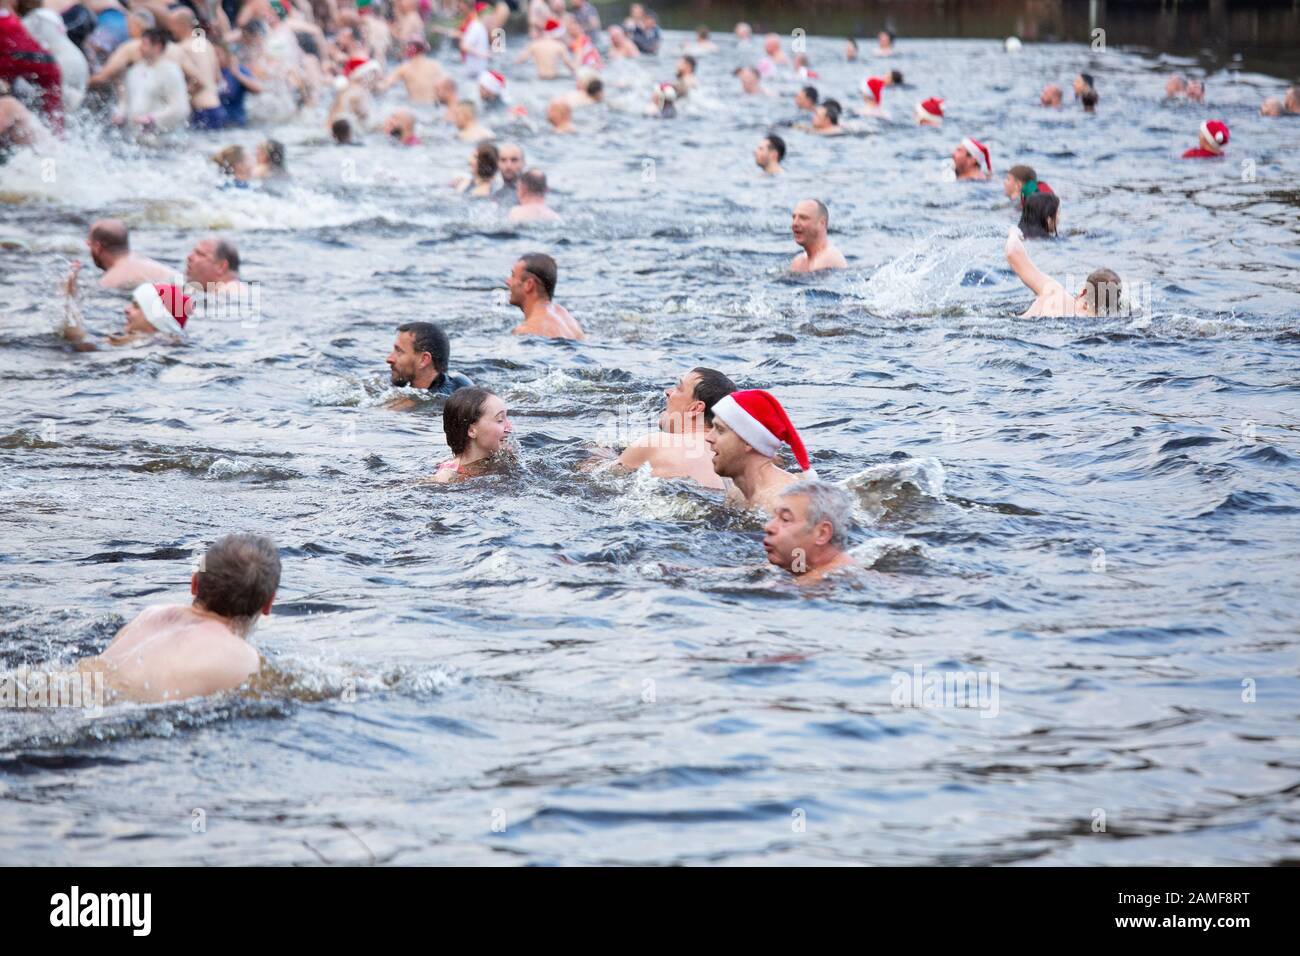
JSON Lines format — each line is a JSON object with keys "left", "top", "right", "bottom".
{"left": 386, "top": 322, "right": 474, "bottom": 408}
{"left": 85, "top": 218, "right": 174, "bottom": 290}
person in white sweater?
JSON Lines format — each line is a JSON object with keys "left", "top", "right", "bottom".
{"left": 113, "top": 26, "right": 187, "bottom": 135}
{"left": 19, "top": 0, "right": 88, "bottom": 113}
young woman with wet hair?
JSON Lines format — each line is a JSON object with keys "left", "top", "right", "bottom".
{"left": 432, "top": 387, "right": 513, "bottom": 483}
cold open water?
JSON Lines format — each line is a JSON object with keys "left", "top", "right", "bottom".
{"left": 1, "top": 30, "right": 1298, "bottom": 865}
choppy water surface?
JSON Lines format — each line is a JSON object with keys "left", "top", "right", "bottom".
{"left": 2, "top": 32, "right": 1298, "bottom": 865}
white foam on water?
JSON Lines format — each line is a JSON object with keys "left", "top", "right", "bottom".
{"left": 841, "top": 456, "right": 947, "bottom": 523}
{"left": 856, "top": 229, "right": 994, "bottom": 315}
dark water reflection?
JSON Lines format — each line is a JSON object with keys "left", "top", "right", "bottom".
{"left": 1, "top": 22, "right": 1298, "bottom": 865}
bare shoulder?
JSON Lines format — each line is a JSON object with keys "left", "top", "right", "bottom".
{"left": 790, "top": 253, "right": 808, "bottom": 272}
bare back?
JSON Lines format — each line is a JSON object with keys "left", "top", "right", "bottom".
{"left": 83, "top": 604, "right": 259, "bottom": 703}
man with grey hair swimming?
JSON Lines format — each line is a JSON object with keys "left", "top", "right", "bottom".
{"left": 763, "top": 479, "right": 857, "bottom": 581}
{"left": 76, "top": 534, "right": 281, "bottom": 703}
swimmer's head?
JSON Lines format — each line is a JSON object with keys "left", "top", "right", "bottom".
{"left": 1018, "top": 190, "right": 1060, "bottom": 239}
{"left": 332, "top": 118, "right": 353, "bottom": 144}
{"left": 659, "top": 367, "right": 737, "bottom": 434}
{"left": 1004, "top": 164, "right": 1036, "bottom": 200}
{"left": 735, "top": 22, "right": 752, "bottom": 41}
{"left": 87, "top": 219, "right": 130, "bottom": 269}
{"left": 677, "top": 55, "right": 696, "bottom": 78}
{"left": 192, "top": 533, "right": 281, "bottom": 629}
{"left": 1078, "top": 269, "right": 1122, "bottom": 317}
{"left": 764, "top": 480, "right": 854, "bottom": 573}
{"left": 518, "top": 169, "right": 548, "bottom": 202}
{"left": 471, "top": 141, "right": 499, "bottom": 180}
{"left": 389, "top": 321, "right": 451, "bottom": 387}
{"left": 1286, "top": 86, "right": 1300, "bottom": 112}
{"left": 791, "top": 199, "right": 829, "bottom": 247}
{"left": 585, "top": 77, "right": 604, "bottom": 100}
{"left": 258, "top": 139, "right": 286, "bottom": 172}
{"left": 211, "top": 144, "right": 252, "bottom": 181}
{"left": 1165, "top": 74, "right": 1186, "bottom": 98}
{"left": 444, "top": 387, "right": 511, "bottom": 457}
{"left": 1073, "top": 72, "right": 1094, "bottom": 96}
{"left": 845, "top": 38, "right": 858, "bottom": 60}
{"left": 546, "top": 98, "right": 572, "bottom": 129}
{"left": 498, "top": 143, "right": 525, "bottom": 183}
{"left": 140, "top": 27, "right": 169, "bottom": 62}
{"left": 755, "top": 133, "right": 785, "bottom": 170}
{"left": 508, "top": 251, "right": 557, "bottom": 307}
{"left": 734, "top": 66, "right": 761, "bottom": 94}
{"left": 813, "top": 99, "right": 841, "bottom": 128}
{"left": 795, "top": 85, "right": 819, "bottom": 110}
{"left": 453, "top": 101, "right": 477, "bottom": 129}
{"left": 436, "top": 77, "right": 459, "bottom": 104}
{"left": 185, "top": 236, "right": 240, "bottom": 285}
{"left": 1040, "top": 84, "right": 1063, "bottom": 107}
{"left": 763, "top": 33, "right": 781, "bottom": 56}
{"left": 879, "top": 29, "right": 896, "bottom": 49}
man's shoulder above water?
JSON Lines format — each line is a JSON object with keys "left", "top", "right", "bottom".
{"left": 428, "top": 370, "right": 474, "bottom": 395}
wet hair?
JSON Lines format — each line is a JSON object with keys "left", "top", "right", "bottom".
{"left": 881, "top": 29, "right": 896, "bottom": 43}
{"left": 519, "top": 252, "right": 557, "bottom": 299}
{"left": 261, "top": 139, "right": 286, "bottom": 171}
{"left": 690, "top": 368, "right": 738, "bottom": 424}
{"left": 213, "top": 237, "right": 240, "bottom": 274}
{"left": 90, "top": 220, "right": 129, "bottom": 253}
{"left": 194, "top": 533, "right": 281, "bottom": 620}
{"left": 680, "top": 55, "right": 697, "bottom": 72}
{"left": 1084, "top": 269, "right": 1122, "bottom": 316}
{"left": 1017, "top": 191, "right": 1060, "bottom": 239}
{"left": 211, "top": 145, "right": 246, "bottom": 177}
{"left": 142, "top": 27, "right": 171, "bottom": 49}
{"left": 519, "top": 168, "right": 548, "bottom": 198}
{"left": 889, "top": 69, "right": 903, "bottom": 85}
{"left": 846, "top": 37, "right": 858, "bottom": 50}
{"left": 800, "top": 85, "right": 819, "bottom": 105}
{"left": 1008, "top": 164, "right": 1037, "bottom": 185}
{"left": 586, "top": 77, "right": 604, "bottom": 97}
{"left": 1081, "top": 88, "right": 1099, "bottom": 110}
{"left": 443, "top": 387, "right": 496, "bottom": 456}
{"left": 1079, "top": 72, "right": 1095, "bottom": 89}
{"left": 332, "top": 118, "right": 352, "bottom": 143}
{"left": 764, "top": 133, "right": 786, "bottom": 161}
{"left": 474, "top": 142, "right": 499, "bottom": 180}
{"left": 294, "top": 30, "right": 320, "bottom": 58}
{"left": 821, "top": 99, "right": 842, "bottom": 124}
{"left": 781, "top": 479, "right": 854, "bottom": 549}
{"left": 397, "top": 321, "right": 450, "bottom": 374}
{"left": 696, "top": 26, "right": 710, "bottom": 39}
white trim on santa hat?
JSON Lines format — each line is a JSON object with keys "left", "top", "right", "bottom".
{"left": 544, "top": 18, "right": 564, "bottom": 38}
{"left": 1200, "top": 120, "right": 1227, "bottom": 152}
{"left": 960, "top": 136, "right": 991, "bottom": 172}
{"left": 711, "top": 391, "right": 812, "bottom": 471}
{"left": 478, "top": 70, "right": 506, "bottom": 96}
{"left": 915, "top": 98, "right": 943, "bottom": 123}
{"left": 132, "top": 284, "right": 185, "bottom": 336}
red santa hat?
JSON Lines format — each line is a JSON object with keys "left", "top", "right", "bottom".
{"left": 478, "top": 70, "right": 506, "bottom": 96}
{"left": 1200, "top": 119, "right": 1229, "bottom": 153}
{"left": 960, "top": 136, "right": 991, "bottom": 173}
{"left": 133, "top": 283, "right": 190, "bottom": 336}
{"left": 860, "top": 75, "right": 885, "bottom": 104}
{"left": 544, "top": 18, "right": 564, "bottom": 38}
{"left": 712, "top": 390, "right": 811, "bottom": 472}
{"left": 343, "top": 56, "right": 371, "bottom": 77}
{"left": 655, "top": 82, "right": 677, "bottom": 103}
{"left": 915, "top": 97, "right": 944, "bottom": 123}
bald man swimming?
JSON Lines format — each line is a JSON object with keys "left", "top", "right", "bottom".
{"left": 790, "top": 199, "right": 847, "bottom": 272}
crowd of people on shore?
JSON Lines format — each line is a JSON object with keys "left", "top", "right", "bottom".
{"left": 5, "top": 1, "right": 1292, "bottom": 703}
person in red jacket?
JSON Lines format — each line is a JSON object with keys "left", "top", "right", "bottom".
{"left": 1182, "top": 119, "right": 1229, "bottom": 159}
{"left": 0, "top": 1, "right": 61, "bottom": 131}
